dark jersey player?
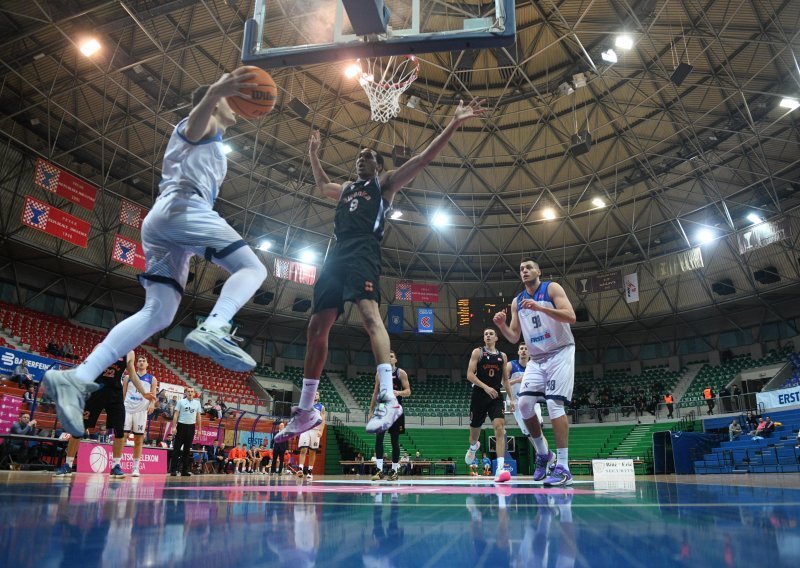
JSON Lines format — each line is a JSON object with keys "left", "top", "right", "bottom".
{"left": 465, "top": 328, "right": 515, "bottom": 482}
{"left": 276, "top": 99, "right": 486, "bottom": 444}
{"left": 369, "top": 350, "right": 411, "bottom": 481}
{"left": 54, "top": 350, "right": 155, "bottom": 477}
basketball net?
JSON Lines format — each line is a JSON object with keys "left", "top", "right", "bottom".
{"left": 358, "top": 55, "right": 420, "bottom": 123}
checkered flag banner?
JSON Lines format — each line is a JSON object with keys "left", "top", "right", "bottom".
{"left": 34, "top": 159, "right": 61, "bottom": 192}
{"left": 22, "top": 199, "right": 50, "bottom": 227}
{"left": 395, "top": 280, "right": 412, "bottom": 301}
{"left": 119, "top": 200, "right": 148, "bottom": 229}
{"left": 112, "top": 235, "right": 136, "bottom": 266}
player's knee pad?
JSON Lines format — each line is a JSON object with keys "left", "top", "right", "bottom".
{"left": 547, "top": 398, "right": 566, "bottom": 420}
{"left": 518, "top": 395, "right": 540, "bottom": 420}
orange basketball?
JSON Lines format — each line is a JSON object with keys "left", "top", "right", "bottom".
{"left": 227, "top": 66, "right": 277, "bottom": 119}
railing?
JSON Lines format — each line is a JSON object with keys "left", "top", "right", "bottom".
{"left": 329, "top": 415, "right": 371, "bottom": 458}
{"left": 672, "top": 394, "right": 758, "bottom": 418}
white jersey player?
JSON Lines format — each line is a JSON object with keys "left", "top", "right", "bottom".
{"left": 45, "top": 70, "right": 268, "bottom": 436}
{"left": 123, "top": 355, "right": 159, "bottom": 476}
{"left": 506, "top": 343, "right": 542, "bottom": 437}
{"left": 494, "top": 259, "right": 576, "bottom": 486}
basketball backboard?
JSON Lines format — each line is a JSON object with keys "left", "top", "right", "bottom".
{"left": 242, "top": 0, "right": 516, "bottom": 68}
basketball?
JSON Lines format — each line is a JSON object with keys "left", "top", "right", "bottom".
{"left": 227, "top": 66, "right": 277, "bottom": 119}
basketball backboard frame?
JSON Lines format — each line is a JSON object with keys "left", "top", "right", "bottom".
{"left": 242, "top": 0, "right": 516, "bottom": 68}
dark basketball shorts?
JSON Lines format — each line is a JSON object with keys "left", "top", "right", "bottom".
{"left": 313, "top": 238, "right": 382, "bottom": 316}
{"left": 84, "top": 386, "right": 126, "bottom": 438}
{"left": 469, "top": 391, "right": 505, "bottom": 428}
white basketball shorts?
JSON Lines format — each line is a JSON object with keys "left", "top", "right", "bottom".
{"left": 140, "top": 191, "right": 246, "bottom": 293}
{"left": 519, "top": 344, "right": 575, "bottom": 403}
{"left": 298, "top": 430, "right": 321, "bottom": 450}
{"left": 124, "top": 409, "right": 148, "bottom": 435}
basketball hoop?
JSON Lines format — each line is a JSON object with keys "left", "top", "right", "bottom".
{"left": 358, "top": 55, "right": 420, "bottom": 123}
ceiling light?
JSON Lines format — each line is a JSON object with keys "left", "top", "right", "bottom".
{"left": 615, "top": 35, "right": 634, "bottom": 50}
{"left": 432, "top": 211, "right": 450, "bottom": 228}
{"left": 79, "top": 38, "right": 101, "bottom": 57}
{"left": 33, "top": 53, "right": 45, "bottom": 61}
{"left": 300, "top": 250, "right": 316, "bottom": 263}
{"left": 344, "top": 62, "right": 361, "bottom": 79}
{"left": 542, "top": 208, "right": 556, "bottom": 220}
{"left": 746, "top": 213, "right": 762, "bottom": 224}
{"left": 779, "top": 97, "right": 799, "bottom": 110}
{"left": 30, "top": 118, "right": 40, "bottom": 126}
{"left": 558, "top": 82, "right": 574, "bottom": 96}
{"left": 600, "top": 49, "right": 617, "bottom": 63}
{"left": 222, "top": 143, "right": 233, "bottom": 154}
{"left": 132, "top": 177, "right": 141, "bottom": 184}
{"left": 697, "top": 228, "right": 714, "bottom": 245}
{"left": 390, "top": 210, "right": 403, "bottom": 220}
{"left": 591, "top": 197, "right": 606, "bottom": 208}
{"left": 258, "top": 241, "right": 272, "bottom": 251}
{"left": 406, "top": 95, "right": 420, "bottom": 109}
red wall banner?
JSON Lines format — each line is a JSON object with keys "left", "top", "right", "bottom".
{"left": 33, "top": 158, "right": 98, "bottom": 211}
{"left": 111, "top": 234, "right": 147, "bottom": 271}
{"left": 21, "top": 196, "right": 90, "bottom": 248}
{"left": 411, "top": 283, "right": 439, "bottom": 302}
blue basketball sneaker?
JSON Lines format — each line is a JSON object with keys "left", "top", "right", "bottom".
{"left": 542, "top": 464, "right": 573, "bottom": 486}
{"left": 533, "top": 451, "right": 556, "bottom": 482}
{"left": 53, "top": 463, "right": 73, "bottom": 476}
{"left": 110, "top": 464, "right": 125, "bottom": 479}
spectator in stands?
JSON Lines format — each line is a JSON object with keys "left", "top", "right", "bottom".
{"left": 664, "top": 393, "right": 674, "bottom": 419}
{"left": 11, "top": 361, "right": 33, "bottom": 390}
{"left": 763, "top": 416, "right": 775, "bottom": 436}
{"left": 729, "top": 420, "right": 742, "bottom": 441}
{"left": 745, "top": 411, "right": 759, "bottom": 431}
{"left": 203, "top": 400, "right": 218, "bottom": 420}
{"left": 749, "top": 418, "right": 766, "bottom": 439}
{"left": 23, "top": 386, "right": 35, "bottom": 406}
{"left": 6, "top": 413, "right": 37, "bottom": 465}
{"left": 61, "top": 341, "right": 75, "bottom": 359}
{"left": 352, "top": 452, "right": 365, "bottom": 476}
{"left": 703, "top": 386, "right": 715, "bottom": 415}
{"left": 46, "top": 338, "right": 62, "bottom": 357}
{"left": 795, "top": 428, "right": 800, "bottom": 449}
{"left": 399, "top": 453, "right": 411, "bottom": 476}
{"left": 411, "top": 451, "right": 425, "bottom": 476}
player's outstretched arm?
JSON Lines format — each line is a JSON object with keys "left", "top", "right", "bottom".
{"left": 184, "top": 70, "right": 257, "bottom": 142}
{"left": 494, "top": 297, "right": 521, "bottom": 343}
{"left": 381, "top": 99, "right": 486, "bottom": 200}
{"left": 308, "top": 130, "right": 344, "bottom": 199}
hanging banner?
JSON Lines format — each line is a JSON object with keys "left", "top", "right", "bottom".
{"left": 624, "top": 273, "right": 639, "bottom": 304}
{"left": 387, "top": 305, "right": 404, "bottom": 333}
{"left": 395, "top": 280, "right": 412, "bottom": 301}
{"left": 21, "top": 196, "right": 90, "bottom": 248}
{"left": 411, "top": 283, "right": 439, "bottom": 303}
{"left": 755, "top": 385, "right": 800, "bottom": 410}
{"left": 119, "top": 199, "right": 149, "bottom": 230}
{"left": 34, "top": 158, "right": 97, "bottom": 211}
{"left": 417, "top": 308, "right": 434, "bottom": 334}
{"left": 111, "top": 234, "right": 147, "bottom": 271}
{"left": 737, "top": 218, "right": 792, "bottom": 254}
{"left": 653, "top": 247, "right": 704, "bottom": 281}
{"left": 274, "top": 258, "right": 317, "bottom": 286}
{"left": 574, "top": 270, "right": 622, "bottom": 294}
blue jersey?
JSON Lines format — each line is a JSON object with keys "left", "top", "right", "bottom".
{"left": 159, "top": 117, "right": 227, "bottom": 205}
{"left": 312, "top": 402, "right": 325, "bottom": 432}
{"left": 509, "top": 359, "right": 526, "bottom": 396}
{"left": 517, "top": 281, "right": 574, "bottom": 359}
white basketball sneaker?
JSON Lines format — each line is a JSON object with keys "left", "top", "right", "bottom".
{"left": 366, "top": 391, "right": 403, "bottom": 434}
{"left": 465, "top": 441, "right": 480, "bottom": 465}
{"left": 43, "top": 368, "right": 101, "bottom": 437}
{"left": 184, "top": 322, "right": 256, "bottom": 372}
{"left": 132, "top": 468, "right": 141, "bottom": 477}
{"left": 274, "top": 406, "right": 322, "bottom": 443}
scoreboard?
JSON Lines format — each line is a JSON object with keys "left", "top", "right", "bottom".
{"left": 457, "top": 296, "right": 511, "bottom": 333}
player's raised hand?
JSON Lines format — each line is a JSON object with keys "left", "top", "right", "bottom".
{"left": 309, "top": 129, "right": 321, "bottom": 155}
{"left": 492, "top": 310, "right": 508, "bottom": 327}
{"left": 453, "top": 98, "right": 487, "bottom": 123}
{"left": 211, "top": 69, "right": 258, "bottom": 99}
{"left": 520, "top": 298, "right": 543, "bottom": 312}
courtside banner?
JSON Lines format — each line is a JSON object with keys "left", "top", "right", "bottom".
{"left": 34, "top": 158, "right": 97, "bottom": 210}
{"left": 417, "top": 308, "right": 434, "bottom": 334}
{"left": 111, "top": 234, "right": 147, "bottom": 271}
{"left": 756, "top": 385, "right": 800, "bottom": 410}
{"left": 0, "top": 347, "right": 69, "bottom": 381}
{"left": 21, "top": 196, "right": 91, "bottom": 248}
{"left": 119, "top": 199, "right": 148, "bottom": 229}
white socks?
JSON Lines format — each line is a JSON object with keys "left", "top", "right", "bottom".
{"left": 375, "top": 458, "right": 384, "bottom": 471}
{"left": 392, "top": 462, "right": 399, "bottom": 471}
{"left": 496, "top": 456, "right": 505, "bottom": 471}
{"left": 299, "top": 379, "right": 319, "bottom": 410}
{"left": 377, "top": 363, "right": 393, "bottom": 395}
{"left": 204, "top": 247, "right": 267, "bottom": 330}
{"left": 133, "top": 459, "right": 140, "bottom": 470}
{"left": 530, "top": 435, "right": 549, "bottom": 455}
{"left": 65, "top": 457, "right": 74, "bottom": 467}
{"left": 556, "top": 448, "right": 569, "bottom": 468}
{"left": 74, "top": 284, "right": 180, "bottom": 382}
{"left": 112, "top": 458, "right": 121, "bottom": 467}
